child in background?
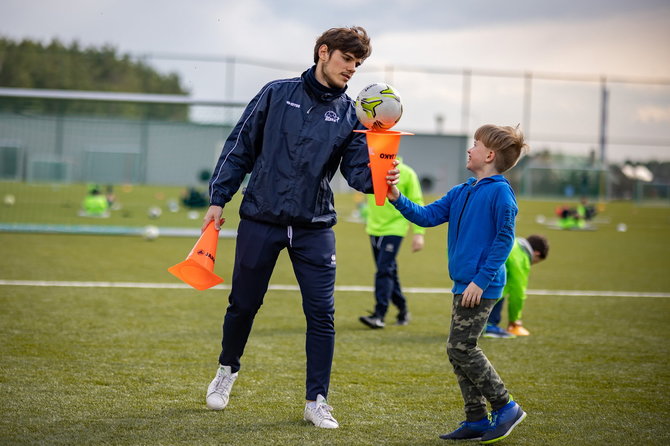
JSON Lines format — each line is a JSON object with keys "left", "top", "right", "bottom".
{"left": 359, "top": 159, "right": 425, "bottom": 329}
{"left": 386, "top": 124, "right": 529, "bottom": 443}
{"left": 79, "top": 184, "right": 110, "bottom": 218}
{"left": 485, "top": 234, "right": 550, "bottom": 338}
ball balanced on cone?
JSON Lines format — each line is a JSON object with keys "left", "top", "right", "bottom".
{"left": 354, "top": 82, "right": 412, "bottom": 206}
{"left": 355, "top": 83, "right": 403, "bottom": 131}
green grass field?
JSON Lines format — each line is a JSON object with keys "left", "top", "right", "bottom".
{"left": 1, "top": 184, "right": 669, "bottom": 445}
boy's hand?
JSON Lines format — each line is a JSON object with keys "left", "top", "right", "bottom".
{"left": 461, "top": 282, "right": 483, "bottom": 308}
{"left": 387, "top": 185, "right": 400, "bottom": 201}
{"left": 202, "top": 205, "right": 224, "bottom": 232}
{"left": 386, "top": 160, "right": 400, "bottom": 201}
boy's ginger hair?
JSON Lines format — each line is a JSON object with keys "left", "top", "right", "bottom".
{"left": 475, "top": 124, "right": 529, "bottom": 173}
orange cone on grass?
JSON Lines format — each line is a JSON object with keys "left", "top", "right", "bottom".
{"left": 355, "top": 129, "right": 413, "bottom": 206}
{"left": 168, "top": 220, "right": 223, "bottom": 290}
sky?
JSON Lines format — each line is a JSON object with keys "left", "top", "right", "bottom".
{"left": 2, "top": 0, "right": 670, "bottom": 162}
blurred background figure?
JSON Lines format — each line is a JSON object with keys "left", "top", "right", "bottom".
{"left": 78, "top": 184, "right": 110, "bottom": 218}
{"left": 181, "top": 186, "right": 208, "bottom": 208}
{"left": 555, "top": 197, "right": 597, "bottom": 230}
{"left": 359, "top": 159, "right": 425, "bottom": 329}
{"left": 105, "top": 185, "right": 120, "bottom": 210}
{"left": 484, "top": 234, "right": 550, "bottom": 338}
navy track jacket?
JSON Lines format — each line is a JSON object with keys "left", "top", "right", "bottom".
{"left": 392, "top": 175, "right": 518, "bottom": 299}
{"left": 209, "top": 66, "right": 373, "bottom": 228}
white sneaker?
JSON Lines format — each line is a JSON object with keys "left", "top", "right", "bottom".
{"left": 359, "top": 315, "right": 385, "bottom": 329}
{"left": 304, "top": 394, "right": 339, "bottom": 429}
{"left": 206, "top": 365, "right": 238, "bottom": 410}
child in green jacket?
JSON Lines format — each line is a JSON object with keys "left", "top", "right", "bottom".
{"left": 484, "top": 235, "right": 549, "bottom": 338}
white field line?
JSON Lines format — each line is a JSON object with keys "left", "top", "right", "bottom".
{"left": 0, "top": 280, "right": 668, "bottom": 298}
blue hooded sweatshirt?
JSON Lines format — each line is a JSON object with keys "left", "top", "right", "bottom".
{"left": 392, "top": 175, "right": 517, "bottom": 299}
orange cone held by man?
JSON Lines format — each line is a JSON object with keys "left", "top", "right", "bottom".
{"left": 168, "top": 220, "right": 223, "bottom": 290}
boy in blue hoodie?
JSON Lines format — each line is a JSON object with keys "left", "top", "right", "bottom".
{"left": 386, "top": 124, "right": 528, "bottom": 444}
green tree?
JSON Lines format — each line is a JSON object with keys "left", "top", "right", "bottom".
{"left": 0, "top": 37, "right": 189, "bottom": 120}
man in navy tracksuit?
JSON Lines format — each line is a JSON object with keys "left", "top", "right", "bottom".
{"left": 202, "top": 27, "right": 373, "bottom": 429}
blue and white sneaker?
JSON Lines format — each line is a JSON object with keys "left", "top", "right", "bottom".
{"left": 482, "top": 324, "right": 516, "bottom": 339}
{"left": 439, "top": 416, "right": 492, "bottom": 441}
{"left": 480, "top": 399, "right": 526, "bottom": 444}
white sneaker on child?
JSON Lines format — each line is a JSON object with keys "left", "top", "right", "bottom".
{"left": 303, "top": 394, "right": 339, "bottom": 429}
{"left": 206, "top": 365, "right": 238, "bottom": 410}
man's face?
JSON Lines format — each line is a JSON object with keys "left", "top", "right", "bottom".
{"left": 316, "top": 46, "right": 363, "bottom": 89}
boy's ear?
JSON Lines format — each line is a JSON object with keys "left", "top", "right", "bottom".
{"left": 486, "top": 150, "right": 496, "bottom": 163}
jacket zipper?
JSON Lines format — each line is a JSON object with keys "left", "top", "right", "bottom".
{"left": 455, "top": 186, "right": 473, "bottom": 236}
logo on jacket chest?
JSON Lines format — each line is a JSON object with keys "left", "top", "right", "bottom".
{"left": 324, "top": 111, "right": 340, "bottom": 123}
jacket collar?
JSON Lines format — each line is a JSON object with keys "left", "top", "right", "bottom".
{"left": 517, "top": 237, "right": 533, "bottom": 261}
{"left": 302, "top": 65, "right": 347, "bottom": 102}
{"left": 466, "top": 175, "right": 508, "bottom": 187}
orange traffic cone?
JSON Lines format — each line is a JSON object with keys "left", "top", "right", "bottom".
{"left": 168, "top": 220, "right": 224, "bottom": 290}
{"left": 355, "top": 129, "right": 413, "bottom": 205}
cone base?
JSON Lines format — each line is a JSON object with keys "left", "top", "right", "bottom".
{"left": 168, "top": 258, "right": 223, "bottom": 290}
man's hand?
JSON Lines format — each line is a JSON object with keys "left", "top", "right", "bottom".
{"left": 460, "top": 282, "right": 483, "bottom": 308}
{"left": 202, "top": 205, "right": 224, "bottom": 232}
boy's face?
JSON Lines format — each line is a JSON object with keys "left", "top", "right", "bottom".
{"left": 316, "top": 46, "right": 363, "bottom": 89}
{"left": 466, "top": 140, "right": 494, "bottom": 173}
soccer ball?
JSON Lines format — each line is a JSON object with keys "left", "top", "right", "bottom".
{"left": 148, "top": 206, "right": 162, "bottom": 219}
{"left": 355, "top": 83, "right": 403, "bottom": 130}
{"left": 143, "top": 225, "right": 160, "bottom": 240}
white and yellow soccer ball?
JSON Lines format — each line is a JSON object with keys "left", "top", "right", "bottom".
{"left": 355, "top": 83, "right": 403, "bottom": 131}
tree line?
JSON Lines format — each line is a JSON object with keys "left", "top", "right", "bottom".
{"left": 0, "top": 37, "right": 188, "bottom": 120}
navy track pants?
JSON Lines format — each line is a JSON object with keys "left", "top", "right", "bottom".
{"left": 218, "top": 219, "right": 337, "bottom": 401}
{"left": 488, "top": 297, "right": 504, "bottom": 326}
{"left": 370, "top": 235, "right": 407, "bottom": 320}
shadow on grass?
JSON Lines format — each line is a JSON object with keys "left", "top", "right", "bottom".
{"left": 19, "top": 405, "right": 319, "bottom": 445}
{"left": 33, "top": 404, "right": 453, "bottom": 446}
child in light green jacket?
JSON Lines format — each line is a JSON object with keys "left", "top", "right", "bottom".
{"left": 484, "top": 235, "right": 549, "bottom": 338}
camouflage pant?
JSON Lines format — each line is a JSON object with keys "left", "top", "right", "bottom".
{"left": 447, "top": 294, "right": 510, "bottom": 421}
